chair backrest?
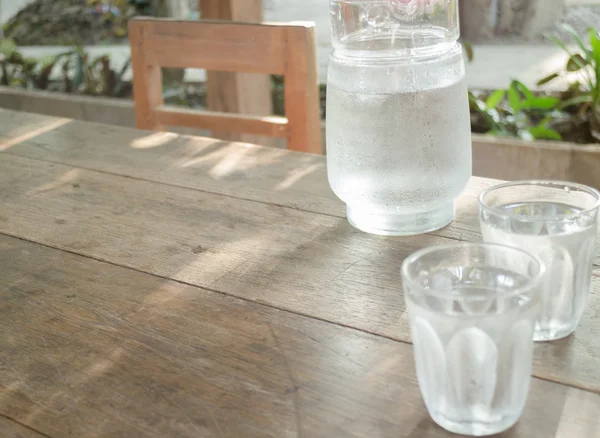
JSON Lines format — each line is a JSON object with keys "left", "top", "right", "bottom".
{"left": 128, "top": 17, "right": 322, "bottom": 154}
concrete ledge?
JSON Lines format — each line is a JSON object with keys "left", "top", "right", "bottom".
{"left": 472, "top": 134, "right": 600, "bottom": 188}
{"left": 1, "top": 86, "right": 599, "bottom": 188}
{"left": 0, "top": 86, "right": 136, "bottom": 127}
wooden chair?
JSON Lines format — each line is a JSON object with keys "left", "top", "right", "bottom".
{"left": 128, "top": 17, "right": 322, "bottom": 154}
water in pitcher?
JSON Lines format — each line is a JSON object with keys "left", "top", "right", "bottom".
{"left": 326, "top": 76, "right": 472, "bottom": 228}
{"left": 327, "top": 0, "right": 472, "bottom": 235}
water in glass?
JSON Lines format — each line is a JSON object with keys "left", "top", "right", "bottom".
{"left": 481, "top": 201, "right": 597, "bottom": 340}
{"left": 403, "top": 244, "right": 543, "bottom": 436}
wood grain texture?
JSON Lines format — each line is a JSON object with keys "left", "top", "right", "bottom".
{"left": 127, "top": 19, "right": 320, "bottom": 153}
{"left": 1, "top": 234, "right": 599, "bottom": 438}
{"left": 0, "top": 110, "right": 485, "bottom": 243}
{"left": 0, "top": 150, "right": 598, "bottom": 394}
{"left": 130, "top": 18, "right": 288, "bottom": 74}
{"left": 129, "top": 21, "right": 164, "bottom": 131}
{"left": 155, "top": 106, "right": 288, "bottom": 138}
{"left": 200, "top": 0, "right": 275, "bottom": 147}
{"left": 0, "top": 416, "right": 47, "bottom": 438}
{"left": 283, "top": 24, "right": 322, "bottom": 154}
{"left": 6, "top": 110, "right": 598, "bottom": 256}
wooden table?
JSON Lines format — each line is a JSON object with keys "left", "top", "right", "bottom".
{"left": 0, "top": 108, "right": 598, "bottom": 438}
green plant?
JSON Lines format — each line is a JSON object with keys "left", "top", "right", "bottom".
{"left": 0, "top": 38, "right": 131, "bottom": 98}
{"left": 469, "top": 80, "right": 562, "bottom": 141}
{"left": 462, "top": 40, "right": 474, "bottom": 63}
{"left": 0, "top": 38, "right": 69, "bottom": 89}
{"left": 537, "top": 25, "right": 600, "bottom": 141}
{"left": 66, "top": 48, "right": 132, "bottom": 97}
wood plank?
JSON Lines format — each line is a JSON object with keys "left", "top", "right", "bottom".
{"left": 6, "top": 111, "right": 599, "bottom": 256}
{"left": 200, "top": 0, "right": 275, "bottom": 146}
{"left": 0, "top": 111, "right": 484, "bottom": 243}
{"left": 129, "top": 20, "right": 164, "bottom": 131}
{"left": 0, "top": 153, "right": 598, "bottom": 394}
{"left": 129, "top": 18, "right": 321, "bottom": 150}
{"left": 283, "top": 24, "right": 322, "bottom": 153}
{"left": 155, "top": 106, "right": 288, "bottom": 138}
{"left": 132, "top": 18, "right": 288, "bottom": 74}
{"left": 1, "top": 233, "right": 599, "bottom": 437}
{"left": 0, "top": 417, "right": 47, "bottom": 438}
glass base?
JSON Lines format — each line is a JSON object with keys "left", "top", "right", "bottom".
{"left": 534, "top": 322, "right": 576, "bottom": 342}
{"left": 432, "top": 414, "right": 519, "bottom": 437}
{"left": 346, "top": 203, "right": 455, "bottom": 236}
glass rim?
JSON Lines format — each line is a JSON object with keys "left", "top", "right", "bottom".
{"left": 479, "top": 180, "right": 600, "bottom": 222}
{"left": 401, "top": 242, "right": 545, "bottom": 301}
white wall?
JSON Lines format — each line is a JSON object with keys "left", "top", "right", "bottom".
{"left": 567, "top": 0, "right": 600, "bottom": 4}
{"left": 264, "top": 0, "right": 331, "bottom": 82}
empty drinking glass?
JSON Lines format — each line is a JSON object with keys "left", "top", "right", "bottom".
{"left": 402, "top": 243, "right": 544, "bottom": 436}
{"left": 479, "top": 181, "right": 600, "bottom": 341}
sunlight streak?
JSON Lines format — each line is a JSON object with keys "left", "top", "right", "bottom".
{"left": 130, "top": 132, "right": 178, "bottom": 149}
{"left": 0, "top": 118, "right": 71, "bottom": 151}
{"left": 29, "top": 169, "right": 81, "bottom": 195}
{"left": 87, "top": 348, "right": 124, "bottom": 377}
{"left": 275, "top": 163, "right": 322, "bottom": 191}
{"left": 174, "top": 138, "right": 280, "bottom": 171}
{"left": 208, "top": 147, "right": 251, "bottom": 179}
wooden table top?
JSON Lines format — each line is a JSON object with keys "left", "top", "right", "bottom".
{"left": 0, "top": 108, "right": 599, "bottom": 438}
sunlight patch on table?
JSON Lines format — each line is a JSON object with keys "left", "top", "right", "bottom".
{"left": 0, "top": 118, "right": 71, "bottom": 151}
{"left": 209, "top": 147, "right": 253, "bottom": 179}
{"left": 130, "top": 132, "right": 178, "bottom": 149}
{"left": 275, "top": 163, "right": 322, "bottom": 191}
{"left": 28, "top": 169, "right": 81, "bottom": 195}
{"left": 173, "top": 138, "right": 281, "bottom": 171}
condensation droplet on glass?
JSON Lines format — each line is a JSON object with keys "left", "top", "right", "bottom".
{"left": 564, "top": 186, "right": 571, "bottom": 194}
{"left": 391, "top": 0, "right": 423, "bottom": 18}
{"left": 366, "top": 6, "right": 391, "bottom": 28}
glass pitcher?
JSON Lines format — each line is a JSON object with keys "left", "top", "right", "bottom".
{"left": 327, "top": 0, "right": 472, "bottom": 236}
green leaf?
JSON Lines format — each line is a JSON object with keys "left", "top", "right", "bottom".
{"left": 0, "top": 38, "right": 17, "bottom": 57}
{"left": 559, "top": 94, "right": 593, "bottom": 108}
{"left": 462, "top": 41, "right": 474, "bottom": 63}
{"left": 561, "top": 24, "right": 591, "bottom": 63}
{"left": 507, "top": 83, "right": 521, "bottom": 113}
{"left": 512, "top": 80, "right": 535, "bottom": 100}
{"left": 523, "top": 96, "right": 561, "bottom": 110}
{"left": 589, "top": 29, "right": 600, "bottom": 93}
{"left": 537, "top": 73, "right": 560, "bottom": 86}
{"left": 528, "top": 125, "right": 562, "bottom": 140}
{"left": 489, "top": 128, "right": 511, "bottom": 137}
{"left": 485, "top": 89, "right": 505, "bottom": 110}
{"left": 550, "top": 34, "right": 571, "bottom": 54}
{"left": 589, "top": 28, "right": 600, "bottom": 55}
{"left": 566, "top": 53, "right": 588, "bottom": 71}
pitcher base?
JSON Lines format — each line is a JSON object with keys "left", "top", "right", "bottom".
{"left": 346, "top": 203, "right": 455, "bottom": 236}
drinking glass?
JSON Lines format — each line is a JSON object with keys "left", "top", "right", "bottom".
{"left": 479, "top": 181, "right": 600, "bottom": 341}
{"left": 402, "top": 243, "right": 544, "bottom": 436}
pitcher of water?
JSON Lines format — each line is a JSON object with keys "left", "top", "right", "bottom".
{"left": 327, "top": 0, "right": 472, "bottom": 236}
